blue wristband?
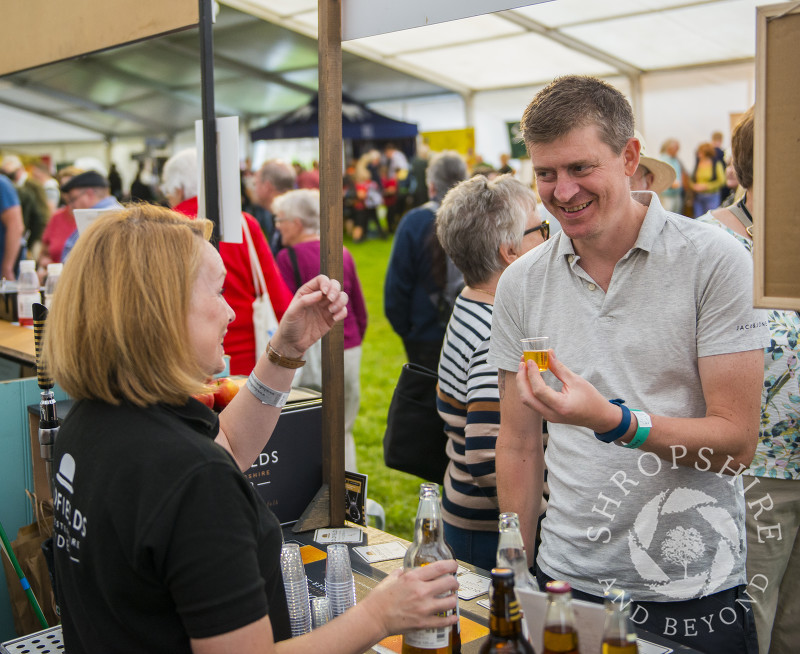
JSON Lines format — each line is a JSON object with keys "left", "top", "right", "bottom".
{"left": 594, "top": 399, "right": 631, "bottom": 443}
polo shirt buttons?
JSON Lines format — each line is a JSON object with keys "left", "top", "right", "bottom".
{"left": 568, "top": 255, "right": 575, "bottom": 263}
{"left": 587, "top": 283, "right": 597, "bottom": 291}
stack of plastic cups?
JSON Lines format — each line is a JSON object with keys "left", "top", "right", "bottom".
{"left": 325, "top": 543, "right": 356, "bottom": 618}
{"left": 280, "top": 543, "right": 312, "bottom": 636}
{"left": 311, "top": 596, "right": 331, "bottom": 629}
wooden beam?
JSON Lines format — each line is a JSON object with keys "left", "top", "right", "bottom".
{"left": 318, "top": 0, "right": 345, "bottom": 528}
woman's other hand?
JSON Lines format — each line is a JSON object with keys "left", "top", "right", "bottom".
{"left": 361, "top": 559, "right": 459, "bottom": 639}
{"left": 271, "top": 275, "right": 348, "bottom": 358}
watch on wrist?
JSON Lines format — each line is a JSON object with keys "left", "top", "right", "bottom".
{"left": 594, "top": 399, "right": 631, "bottom": 443}
{"left": 266, "top": 341, "right": 306, "bottom": 369}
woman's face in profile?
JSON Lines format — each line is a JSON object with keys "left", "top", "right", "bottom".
{"left": 186, "top": 241, "right": 235, "bottom": 376}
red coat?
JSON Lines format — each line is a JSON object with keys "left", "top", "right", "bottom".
{"left": 174, "top": 198, "right": 293, "bottom": 374}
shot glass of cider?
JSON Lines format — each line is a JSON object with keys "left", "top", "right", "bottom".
{"left": 521, "top": 337, "right": 549, "bottom": 372}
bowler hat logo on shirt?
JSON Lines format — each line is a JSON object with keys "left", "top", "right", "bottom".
{"left": 56, "top": 453, "right": 76, "bottom": 494}
{"left": 628, "top": 487, "right": 740, "bottom": 599}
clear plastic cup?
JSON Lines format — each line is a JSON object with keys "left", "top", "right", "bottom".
{"left": 280, "top": 543, "right": 312, "bottom": 636}
{"left": 325, "top": 543, "right": 356, "bottom": 616}
{"left": 521, "top": 336, "right": 549, "bottom": 371}
{"left": 311, "top": 596, "right": 331, "bottom": 629}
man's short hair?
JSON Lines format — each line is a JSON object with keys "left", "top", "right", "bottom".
{"left": 521, "top": 75, "right": 634, "bottom": 154}
{"left": 436, "top": 174, "right": 536, "bottom": 287}
{"left": 258, "top": 160, "right": 296, "bottom": 194}
{"left": 731, "top": 107, "right": 754, "bottom": 191}
{"left": 426, "top": 151, "right": 468, "bottom": 200}
{"left": 45, "top": 204, "right": 213, "bottom": 407}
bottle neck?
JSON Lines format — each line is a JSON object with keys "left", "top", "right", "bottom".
{"left": 545, "top": 593, "right": 576, "bottom": 629}
{"left": 602, "top": 605, "right": 635, "bottom": 644}
{"left": 413, "top": 495, "right": 445, "bottom": 545}
{"left": 489, "top": 583, "right": 525, "bottom": 640}
{"left": 414, "top": 517, "right": 445, "bottom": 544}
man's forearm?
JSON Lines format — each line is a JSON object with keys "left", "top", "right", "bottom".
{"left": 615, "top": 413, "right": 759, "bottom": 475}
{"left": 496, "top": 427, "right": 543, "bottom": 567}
{"left": 2, "top": 208, "right": 24, "bottom": 279}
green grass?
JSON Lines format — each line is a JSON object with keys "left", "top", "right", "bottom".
{"left": 347, "top": 233, "right": 426, "bottom": 541}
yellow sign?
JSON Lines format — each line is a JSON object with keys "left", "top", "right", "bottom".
{"left": 421, "top": 128, "right": 476, "bottom": 156}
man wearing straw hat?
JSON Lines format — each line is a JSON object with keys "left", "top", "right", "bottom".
{"left": 629, "top": 131, "right": 677, "bottom": 196}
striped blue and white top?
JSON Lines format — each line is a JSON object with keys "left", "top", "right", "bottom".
{"left": 437, "top": 294, "right": 500, "bottom": 533}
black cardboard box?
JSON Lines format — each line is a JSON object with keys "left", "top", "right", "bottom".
{"left": 243, "top": 389, "right": 323, "bottom": 525}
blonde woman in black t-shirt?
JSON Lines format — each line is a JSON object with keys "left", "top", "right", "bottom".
{"left": 44, "top": 204, "right": 457, "bottom": 654}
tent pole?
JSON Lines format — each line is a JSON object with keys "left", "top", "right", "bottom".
{"left": 318, "top": 0, "right": 345, "bottom": 528}
{"left": 199, "top": 0, "right": 220, "bottom": 246}
{"left": 294, "top": 0, "right": 345, "bottom": 533}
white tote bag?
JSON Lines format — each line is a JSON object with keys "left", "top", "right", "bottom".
{"left": 242, "top": 216, "right": 279, "bottom": 359}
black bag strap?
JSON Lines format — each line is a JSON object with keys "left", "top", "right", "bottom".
{"left": 286, "top": 246, "right": 303, "bottom": 289}
{"left": 403, "top": 362, "right": 439, "bottom": 379}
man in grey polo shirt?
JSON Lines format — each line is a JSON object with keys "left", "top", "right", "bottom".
{"left": 488, "top": 76, "right": 767, "bottom": 654}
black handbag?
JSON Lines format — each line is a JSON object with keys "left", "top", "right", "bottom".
{"left": 383, "top": 363, "right": 449, "bottom": 484}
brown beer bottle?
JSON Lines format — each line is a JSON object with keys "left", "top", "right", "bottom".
{"left": 401, "top": 483, "right": 455, "bottom": 654}
{"left": 478, "top": 568, "right": 535, "bottom": 654}
{"left": 601, "top": 589, "right": 638, "bottom": 654}
{"left": 542, "top": 581, "right": 579, "bottom": 654}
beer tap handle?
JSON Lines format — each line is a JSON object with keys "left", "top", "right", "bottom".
{"left": 33, "top": 303, "right": 59, "bottom": 497}
{"left": 33, "top": 303, "right": 54, "bottom": 391}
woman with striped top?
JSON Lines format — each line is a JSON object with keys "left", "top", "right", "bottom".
{"left": 434, "top": 174, "right": 548, "bottom": 571}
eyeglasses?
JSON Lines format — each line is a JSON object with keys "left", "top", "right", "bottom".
{"left": 65, "top": 188, "right": 89, "bottom": 206}
{"left": 524, "top": 220, "right": 549, "bottom": 241}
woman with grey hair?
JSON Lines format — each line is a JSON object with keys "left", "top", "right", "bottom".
{"left": 435, "top": 173, "right": 548, "bottom": 571}
{"left": 273, "top": 189, "right": 368, "bottom": 473}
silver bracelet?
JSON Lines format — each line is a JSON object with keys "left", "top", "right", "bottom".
{"left": 246, "top": 371, "right": 290, "bottom": 408}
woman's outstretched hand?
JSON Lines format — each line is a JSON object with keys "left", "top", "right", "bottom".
{"left": 270, "top": 275, "right": 348, "bottom": 358}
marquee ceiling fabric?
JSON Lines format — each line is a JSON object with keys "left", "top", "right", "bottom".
{"left": 0, "top": 0, "right": 775, "bottom": 143}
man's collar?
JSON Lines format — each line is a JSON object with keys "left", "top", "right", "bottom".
{"left": 92, "top": 195, "right": 122, "bottom": 210}
{"left": 630, "top": 191, "right": 667, "bottom": 253}
{"left": 553, "top": 191, "right": 667, "bottom": 261}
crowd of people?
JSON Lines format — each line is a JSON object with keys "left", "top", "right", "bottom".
{"left": 1, "top": 75, "right": 795, "bottom": 654}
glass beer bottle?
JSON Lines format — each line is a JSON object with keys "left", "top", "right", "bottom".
{"left": 478, "top": 568, "right": 535, "bottom": 654}
{"left": 601, "top": 589, "right": 638, "bottom": 654}
{"left": 402, "top": 483, "right": 456, "bottom": 654}
{"left": 542, "top": 581, "right": 579, "bottom": 654}
{"left": 496, "top": 512, "right": 538, "bottom": 592}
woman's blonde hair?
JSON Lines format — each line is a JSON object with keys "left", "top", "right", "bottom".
{"left": 44, "top": 204, "right": 213, "bottom": 407}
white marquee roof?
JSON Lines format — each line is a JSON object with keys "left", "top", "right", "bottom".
{"left": 0, "top": 0, "right": 777, "bottom": 143}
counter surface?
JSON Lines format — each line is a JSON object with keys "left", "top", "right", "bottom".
{"left": 285, "top": 525, "right": 702, "bottom": 654}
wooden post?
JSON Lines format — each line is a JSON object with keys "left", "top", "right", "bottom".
{"left": 295, "top": 0, "right": 345, "bottom": 531}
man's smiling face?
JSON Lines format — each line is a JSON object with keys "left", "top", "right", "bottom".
{"left": 530, "top": 124, "right": 639, "bottom": 243}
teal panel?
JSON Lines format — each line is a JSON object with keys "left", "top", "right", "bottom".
{"left": 0, "top": 378, "right": 68, "bottom": 641}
